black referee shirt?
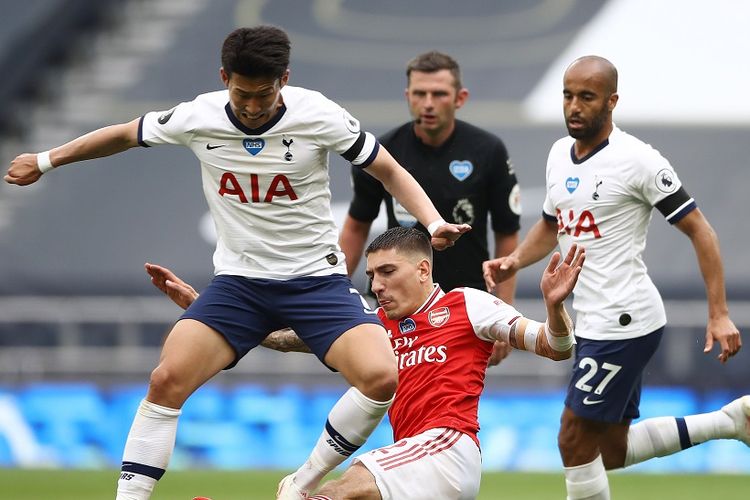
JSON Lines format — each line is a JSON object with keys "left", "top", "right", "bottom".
{"left": 349, "top": 120, "right": 520, "bottom": 290}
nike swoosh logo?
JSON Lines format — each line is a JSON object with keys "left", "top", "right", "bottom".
{"left": 206, "top": 143, "right": 226, "bottom": 150}
{"left": 582, "top": 396, "right": 605, "bottom": 405}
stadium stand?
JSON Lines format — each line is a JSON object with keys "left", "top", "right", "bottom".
{"left": 0, "top": 0, "right": 123, "bottom": 136}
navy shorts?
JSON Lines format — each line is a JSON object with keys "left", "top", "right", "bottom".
{"left": 180, "top": 274, "right": 383, "bottom": 368}
{"left": 565, "top": 328, "right": 664, "bottom": 423}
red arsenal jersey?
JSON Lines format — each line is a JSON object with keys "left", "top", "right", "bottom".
{"left": 378, "top": 285, "right": 522, "bottom": 447}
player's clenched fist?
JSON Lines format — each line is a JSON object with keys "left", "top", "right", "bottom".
{"left": 4, "top": 153, "right": 45, "bottom": 186}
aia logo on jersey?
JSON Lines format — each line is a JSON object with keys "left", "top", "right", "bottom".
{"left": 399, "top": 318, "right": 417, "bottom": 334}
{"left": 428, "top": 307, "right": 450, "bottom": 327}
{"left": 243, "top": 138, "right": 265, "bottom": 156}
{"left": 556, "top": 208, "right": 601, "bottom": 238}
{"left": 218, "top": 173, "right": 298, "bottom": 203}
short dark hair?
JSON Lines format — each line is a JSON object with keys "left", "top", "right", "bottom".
{"left": 406, "top": 51, "right": 462, "bottom": 91}
{"left": 221, "top": 25, "right": 290, "bottom": 79}
{"left": 365, "top": 227, "right": 433, "bottom": 262}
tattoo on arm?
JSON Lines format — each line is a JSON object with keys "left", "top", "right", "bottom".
{"left": 260, "top": 328, "right": 312, "bottom": 353}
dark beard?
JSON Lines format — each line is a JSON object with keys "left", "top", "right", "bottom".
{"left": 567, "top": 109, "right": 608, "bottom": 140}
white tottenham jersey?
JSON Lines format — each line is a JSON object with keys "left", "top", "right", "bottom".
{"left": 139, "top": 86, "right": 379, "bottom": 279}
{"left": 542, "top": 126, "right": 696, "bottom": 340}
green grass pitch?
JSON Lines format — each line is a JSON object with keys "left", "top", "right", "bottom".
{"left": 0, "top": 469, "right": 747, "bottom": 499}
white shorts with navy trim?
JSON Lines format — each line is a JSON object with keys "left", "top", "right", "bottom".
{"left": 356, "top": 427, "right": 481, "bottom": 500}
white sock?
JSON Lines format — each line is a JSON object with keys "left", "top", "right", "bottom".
{"left": 292, "top": 387, "right": 392, "bottom": 492}
{"left": 116, "top": 399, "right": 181, "bottom": 500}
{"left": 564, "top": 455, "right": 610, "bottom": 500}
{"left": 625, "top": 412, "right": 734, "bottom": 466}
{"left": 684, "top": 410, "right": 735, "bottom": 443}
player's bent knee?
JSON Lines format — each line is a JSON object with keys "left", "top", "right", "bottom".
{"left": 355, "top": 365, "right": 398, "bottom": 402}
{"left": 327, "top": 323, "right": 398, "bottom": 401}
{"left": 147, "top": 365, "right": 191, "bottom": 407}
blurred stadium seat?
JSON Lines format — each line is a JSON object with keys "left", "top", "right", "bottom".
{"left": 2, "top": 383, "right": 750, "bottom": 471}
{"left": 17, "top": 382, "right": 109, "bottom": 467}
{"left": 180, "top": 384, "right": 227, "bottom": 422}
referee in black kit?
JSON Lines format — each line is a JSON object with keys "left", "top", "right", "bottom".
{"left": 339, "top": 51, "right": 521, "bottom": 364}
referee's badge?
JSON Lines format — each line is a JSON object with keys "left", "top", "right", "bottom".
{"left": 449, "top": 160, "right": 473, "bottom": 181}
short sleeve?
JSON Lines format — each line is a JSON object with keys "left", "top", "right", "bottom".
{"left": 310, "top": 94, "right": 379, "bottom": 167}
{"left": 462, "top": 287, "right": 523, "bottom": 342}
{"left": 139, "top": 100, "right": 197, "bottom": 147}
{"left": 632, "top": 145, "right": 683, "bottom": 207}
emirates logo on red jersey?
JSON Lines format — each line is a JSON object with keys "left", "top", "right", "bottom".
{"left": 428, "top": 307, "right": 450, "bottom": 327}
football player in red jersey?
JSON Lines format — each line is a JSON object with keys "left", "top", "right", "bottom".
{"left": 147, "top": 226, "right": 584, "bottom": 499}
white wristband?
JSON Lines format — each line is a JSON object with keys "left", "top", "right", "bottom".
{"left": 545, "top": 321, "right": 574, "bottom": 352}
{"left": 37, "top": 151, "right": 54, "bottom": 174}
{"left": 426, "top": 219, "right": 446, "bottom": 236}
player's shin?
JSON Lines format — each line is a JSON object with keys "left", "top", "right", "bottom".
{"left": 116, "top": 399, "right": 181, "bottom": 500}
{"left": 291, "top": 387, "right": 393, "bottom": 492}
{"left": 564, "top": 454, "right": 610, "bottom": 500}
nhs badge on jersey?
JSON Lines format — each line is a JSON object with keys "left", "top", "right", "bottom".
{"left": 428, "top": 307, "right": 450, "bottom": 327}
{"left": 566, "top": 177, "right": 580, "bottom": 193}
{"left": 399, "top": 318, "right": 417, "bottom": 334}
{"left": 243, "top": 138, "right": 265, "bottom": 156}
{"left": 449, "top": 160, "right": 473, "bottom": 181}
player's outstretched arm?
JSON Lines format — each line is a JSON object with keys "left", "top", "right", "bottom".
{"left": 4, "top": 118, "right": 141, "bottom": 186}
{"left": 339, "top": 215, "right": 373, "bottom": 277}
{"left": 674, "top": 208, "right": 742, "bottom": 363}
{"left": 483, "top": 218, "right": 558, "bottom": 291}
{"left": 144, "top": 263, "right": 312, "bottom": 354}
{"left": 363, "top": 146, "right": 471, "bottom": 250}
{"left": 491, "top": 245, "right": 583, "bottom": 361}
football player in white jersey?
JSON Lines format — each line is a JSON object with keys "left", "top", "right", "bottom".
{"left": 483, "top": 56, "right": 748, "bottom": 500}
{"left": 145, "top": 226, "right": 584, "bottom": 499}
{"left": 4, "top": 26, "right": 470, "bottom": 500}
